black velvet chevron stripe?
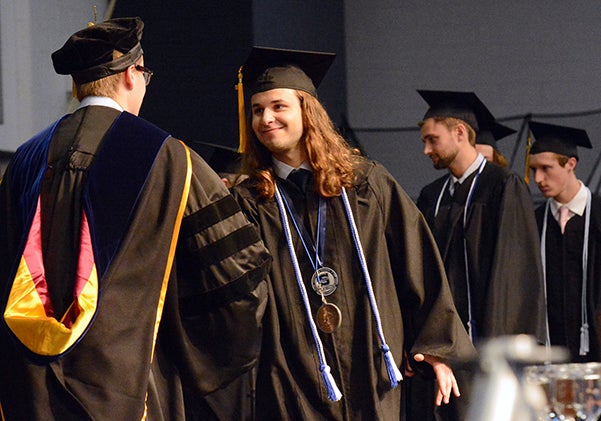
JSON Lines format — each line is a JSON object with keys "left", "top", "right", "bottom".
{"left": 180, "top": 195, "right": 241, "bottom": 237}
{"left": 180, "top": 262, "right": 270, "bottom": 314}
{"left": 191, "top": 224, "right": 261, "bottom": 266}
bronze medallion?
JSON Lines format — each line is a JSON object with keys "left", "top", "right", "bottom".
{"left": 316, "top": 302, "right": 342, "bottom": 334}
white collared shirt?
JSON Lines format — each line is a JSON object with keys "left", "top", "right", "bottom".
{"left": 552, "top": 180, "right": 587, "bottom": 223}
{"left": 449, "top": 153, "right": 485, "bottom": 195}
{"left": 272, "top": 158, "right": 312, "bottom": 179}
{"left": 77, "top": 96, "right": 123, "bottom": 112}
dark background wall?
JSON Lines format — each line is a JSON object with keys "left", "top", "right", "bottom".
{"left": 113, "top": 1, "right": 253, "bottom": 155}
{"left": 4, "top": 2, "right": 601, "bottom": 201}
{"left": 344, "top": 1, "right": 601, "bottom": 200}
{"left": 113, "top": 0, "right": 346, "bottom": 160}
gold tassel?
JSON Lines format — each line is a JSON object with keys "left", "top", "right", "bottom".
{"left": 89, "top": 6, "right": 97, "bottom": 26}
{"left": 524, "top": 131, "right": 533, "bottom": 184}
{"left": 236, "top": 66, "right": 247, "bottom": 153}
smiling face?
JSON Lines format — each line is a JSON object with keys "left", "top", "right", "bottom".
{"left": 251, "top": 88, "right": 306, "bottom": 167}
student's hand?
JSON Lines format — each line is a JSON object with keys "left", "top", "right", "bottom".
{"left": 221, "top": 177, "right": 232, "bottom": 188}
{"left": 413, "top": 353, "right": 459, "bottom": 406}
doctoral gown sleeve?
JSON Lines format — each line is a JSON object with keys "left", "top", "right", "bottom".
{"left": 158, "top": 139, "right": 271, "bottom": 395}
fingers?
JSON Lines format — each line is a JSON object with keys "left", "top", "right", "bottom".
{"left": 451, "top": 374, "right": 461, "bottom": 398}
{"left": 414, "top": 353, "right": 462, "bottom": 406}
{"left": 431, "top": 357, "right": 460, "bottom": 406}
{"left": 435, "top": 380, "right": 452, "bottom": 406}
{"left": 435, "top": 389, "right": 444, "bottom": 406}
{"left": 413, "top": 353, "right": 425, "bottom": 363}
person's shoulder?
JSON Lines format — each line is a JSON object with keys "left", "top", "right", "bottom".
{"left": 591, "top": 191, "right": 601, "bottom": 205}
{"left": 354, "top": 158, "right": 386, "bottom": 181}
{"left": 482, "top": 160, "right": 511, "bottom": 179}
{"left": 419, "top": 173, "right": 448, "bottom": 195}
{"left": 353, "top": 159, "right": 404, "bottom": 193}
{"left": 481, "top": 161, "right": 528, "bottom": 188}
{"left": 590, "top": 191, "right": 601, "bottom": 217}
{"left": 533, "top": 200, "right": 547, "bottom": 215}
{"left": 230, "top": 177, "right": 259, "bottom": 200}
{"left": 121, "top": 111, "right": 169, "bottom": 136}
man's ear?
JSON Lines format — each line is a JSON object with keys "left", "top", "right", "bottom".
{"left": 566, "top": 156, "right": 578, "bottom": 171}
{"left": 123, "top": 65, "right": 136, "bottom": 90}
{"left": 454, "top": 122, "right": 468, "bottom": 143}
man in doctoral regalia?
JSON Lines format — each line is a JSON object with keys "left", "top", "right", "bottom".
{"left": 0, "top": 17, "right": 271, "bottom": 420}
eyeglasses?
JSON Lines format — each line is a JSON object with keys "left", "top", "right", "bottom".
{"left": 134, "top": 65, "right": 153, "bottom": 86}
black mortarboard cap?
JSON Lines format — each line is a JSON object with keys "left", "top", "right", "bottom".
{"left": 52, "top": 17, "right": 144, "bottom": 84}
{"left": 241, "top": 46, "right": 336, "bottom": 97}
{"left": 476, "top": 120, "right": 516, "bottom": 148}
{"left": 236, "top": 46, "right": 335, "bottom": 152}
{"left": 417, "top": 90, "right": 496, "bottom": 133}
{"left": 529, "top": 121, "right": 592, "bottom": 159}
{"left": 196, "top": 141, "right": 242, "bottom": 174}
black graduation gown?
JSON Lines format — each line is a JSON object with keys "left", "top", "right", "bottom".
{"left": 417, "top": 162, "right": 546, "bottom": 341}
{"left": 232, "top": 160, "right": 476, "bottom": 421}
{"left": 535, "top": 194, "right": 601, "bottom": 362}
{"left": 412, "top": 163, "right": 546, "bottom": 421}
{"left": 0, "top": 106, "right": 271, "bottom": 420}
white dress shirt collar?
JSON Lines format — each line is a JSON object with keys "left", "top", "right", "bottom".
{"left": 551, "top": 180, "right": 587, "bottom": 219}
{"left": 77, "top": 96, "right": 123, "bottom": 112}
{"left": 272, "top": 158, "right": 312, "bottom": 179}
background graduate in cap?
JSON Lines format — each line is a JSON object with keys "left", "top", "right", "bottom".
{"left": 0, "top": 17, "right": 271, "bottom": 420}
{"left": 528, "top": 121, "right": 601, "bottom": 363}
{"left": 414, "top": 90, "right": 546, "bottom": 421}
{"left": 230, "top": 47, "right": 475, "bottom": 420}
{"left": 475, "top": 119, "right": 516, "bottom": 168}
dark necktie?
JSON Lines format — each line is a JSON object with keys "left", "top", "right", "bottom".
{"left": 287, "top": 169, "right": 312, "bottom": 193}
{"left": 453, "top": 181, "right": 459, "bottom": 196}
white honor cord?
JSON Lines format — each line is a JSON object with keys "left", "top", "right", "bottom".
{"left": 340, "top": 188, "right": 403, "bottom": 387}
{"left": 433, "top": 158, "right": 486, "bottom": 342}
{"left": 433, "top": 178, "right": 450, "bottom": 218}
{"left": 462, "top": 159, "right": 486, "bottom": 342}
{"left": 540, "top": 187, "right": 591, "bottom": 356}
{"left": 539, "top": 202, "right": 553, "bottom": 361}
{"left": 274, "top": 186, "right": 342, "bottom": 401}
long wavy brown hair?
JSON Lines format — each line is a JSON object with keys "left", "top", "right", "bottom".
{"left": 242, "top": 90, "right": 363, "bottom": 199}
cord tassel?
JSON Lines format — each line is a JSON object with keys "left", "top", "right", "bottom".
{"left": 275, "top": 187, "right": 343, "bottom": 402}
{"left": 320, "top": 364, "right": 342, "bottom": 401}
{"left": 236, "top": 66, "right": 248, "bottom": 153}
{"left": 382, "top": 344, "right": 402, "bottom": 388}
{"left": 341, "top": 188, "right": 403, "bottom": 390}
{"left": 580, "top": 323, "right": 590, "bottom": 356}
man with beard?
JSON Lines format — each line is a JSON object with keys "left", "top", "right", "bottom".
{"left": 409, "top": 90, "right": 546, "bottom": 421}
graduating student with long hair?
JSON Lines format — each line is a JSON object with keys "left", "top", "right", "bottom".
{"left": 231, "top": 47, "right": 475, "bottom": 420}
